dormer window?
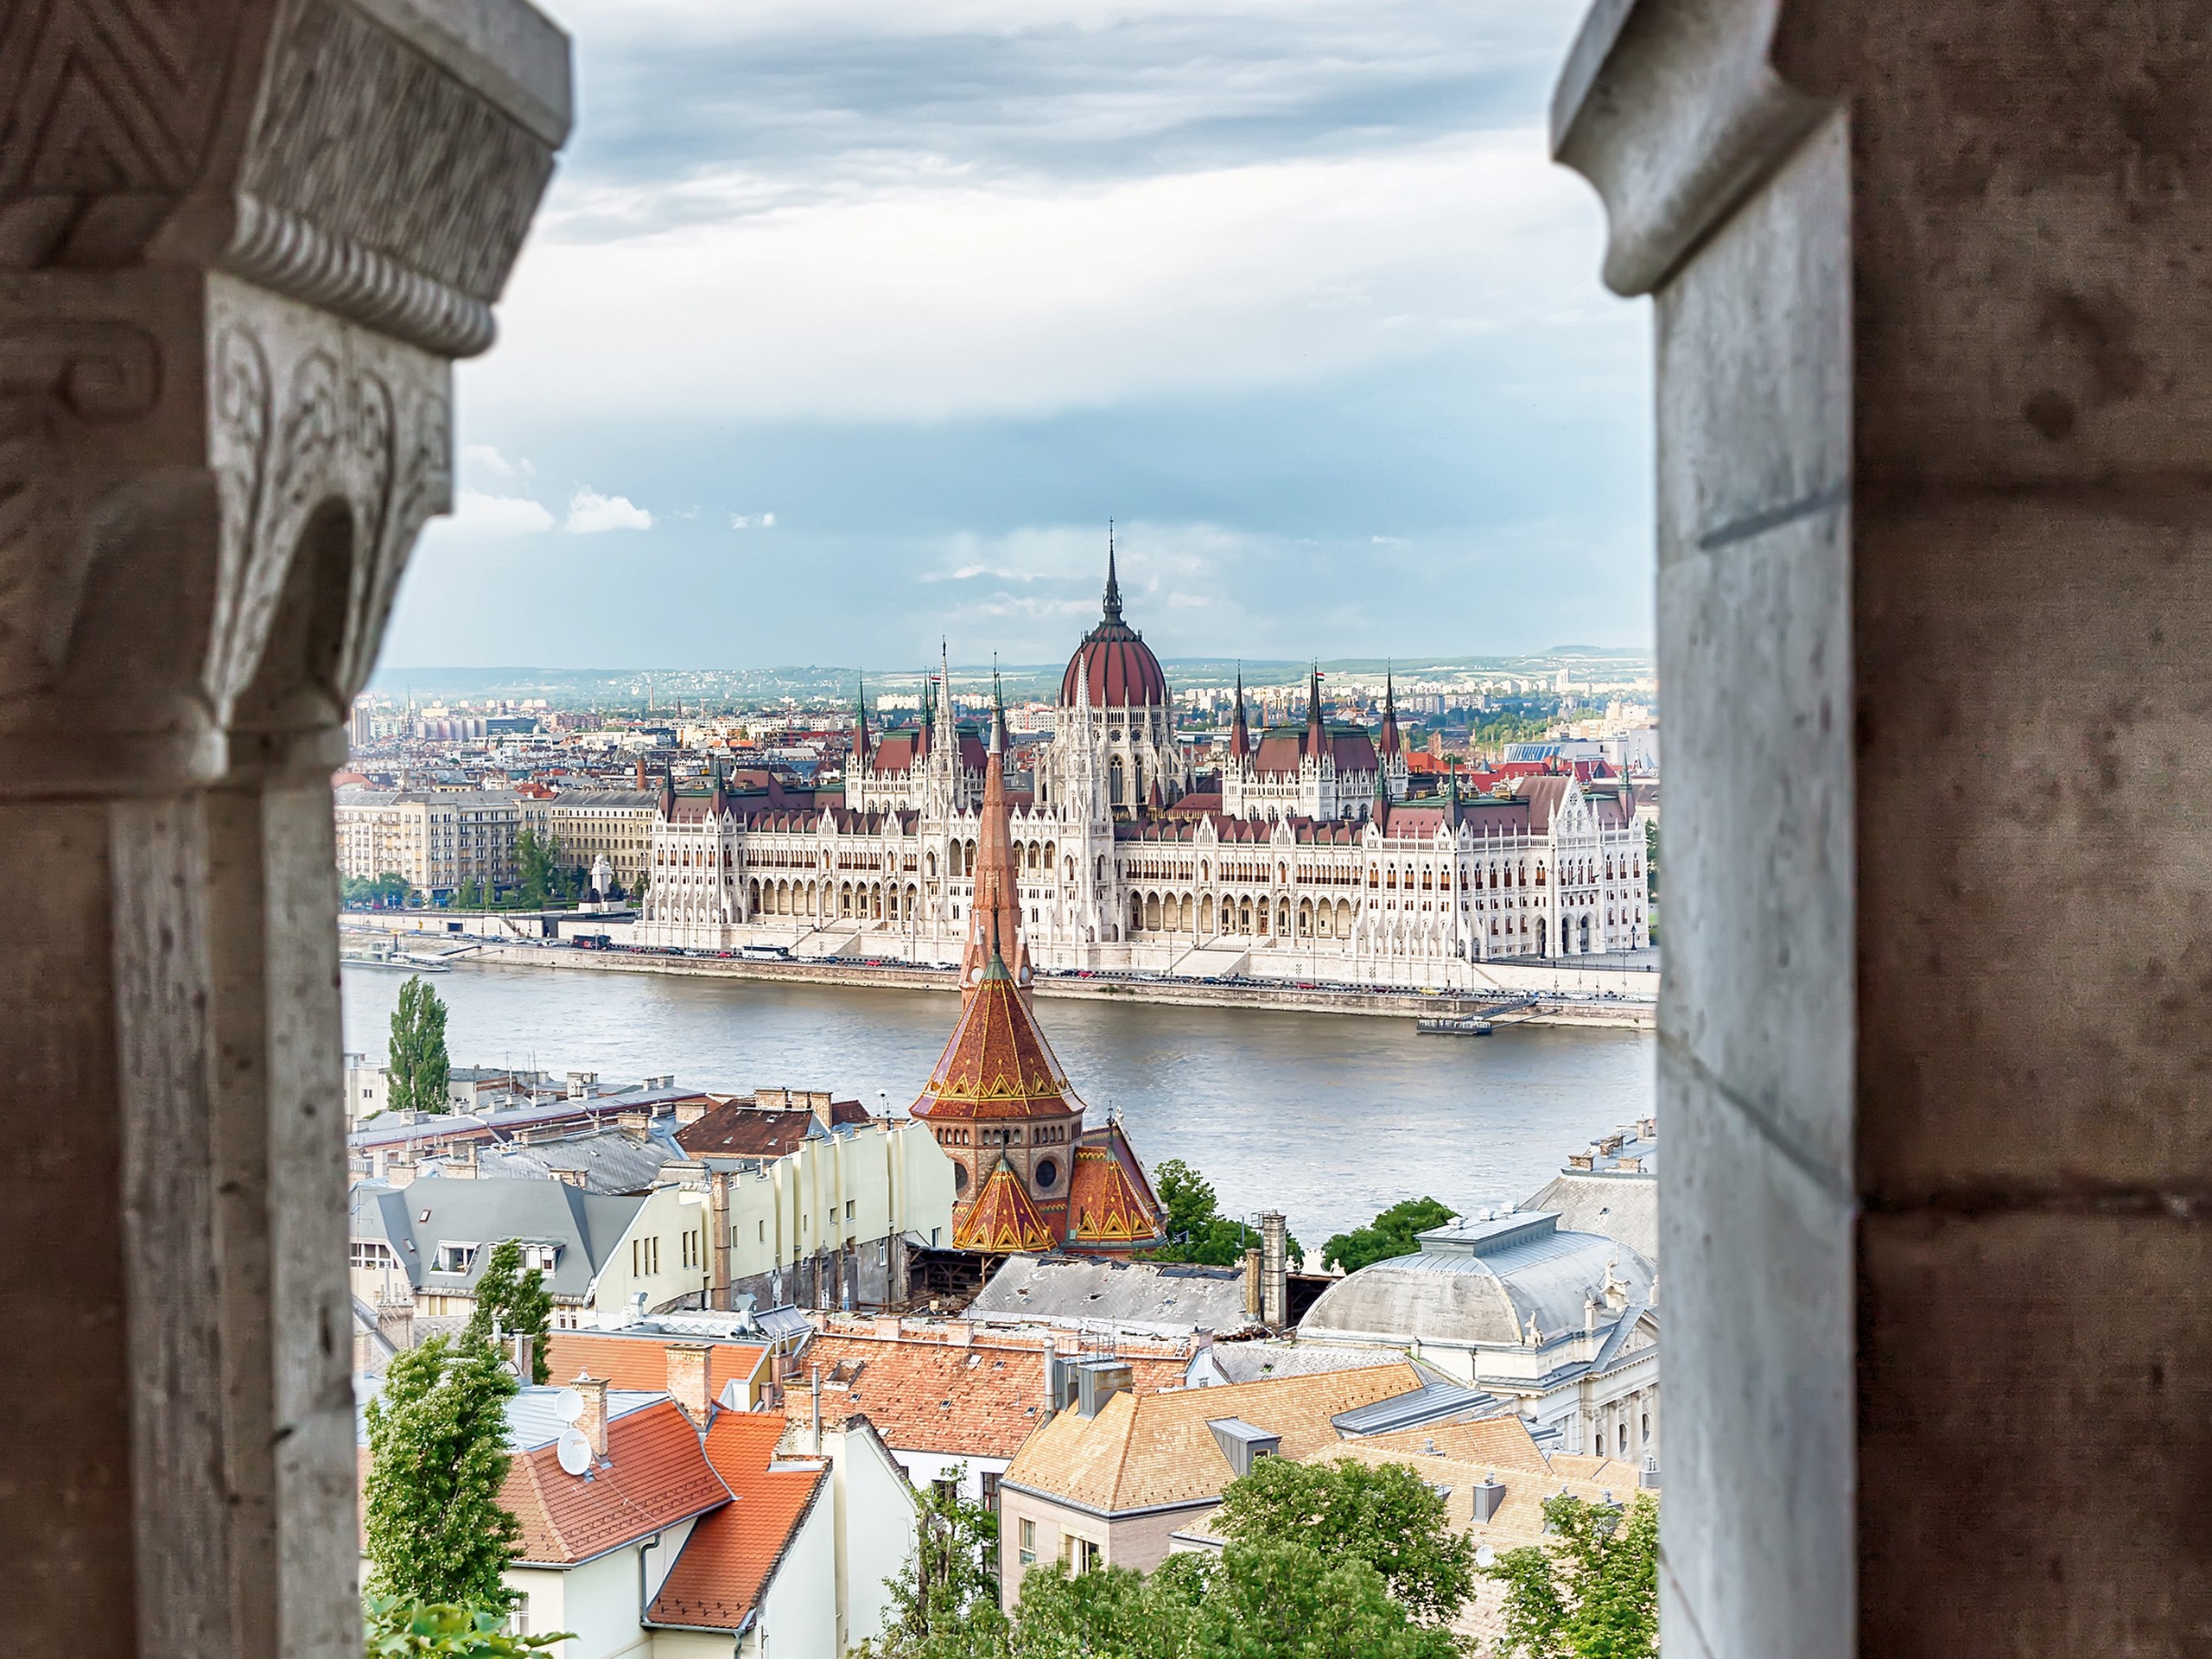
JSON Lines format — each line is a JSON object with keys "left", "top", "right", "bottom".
{"left": 433, "top": 1241, "right": 479, "bottom": 1274}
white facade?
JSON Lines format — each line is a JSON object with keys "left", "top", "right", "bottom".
{"left": 639, "top": 607, "right": 1646, "bottom": 987}
{"left": 334, "top": 787, "right": 520, "bottom": 898}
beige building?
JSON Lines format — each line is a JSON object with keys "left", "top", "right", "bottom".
{"left": 997, "top": 1362, "right": 1422, "bottom": 1589}
{"left": 1167, "top": 1416, "right": 1657, "bottom": 1653}
{"left": 334, "top": 787, "right": 522, "bottom": 899}
{"left": 521, "top": 789, "right": 658, "bottom": 891}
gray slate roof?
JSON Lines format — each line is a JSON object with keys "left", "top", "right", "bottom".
{"left": 466, "top": 1126, "right": 686, "bottom": 1195}
{"left": 353, "top": 1175, "right": 645, "bottom": 1300}
{"left": 1296, "top": 1212, "right": 1654, "bottom": 1351}
{"left": 1521, "top": 1171, "right": 1657, "bottom": 1264}
{"left": 969, "top": 1254, "right": 1261, "bottom": 1338}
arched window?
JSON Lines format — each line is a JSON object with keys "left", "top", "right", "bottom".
{"left": 1276, "top": 899, "right": 1290, "bottom": 934}
{"left": 1109, "top": 758, "right": 1126, "bottom": 804}
{"left": 1129, "top": 894, "right": 1144, "bottom": 931}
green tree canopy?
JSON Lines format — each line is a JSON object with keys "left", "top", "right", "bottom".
{"left": 1210, "top": 1453, "right": 1476, "bottom": 1625}
{"left": 464, "top": 1240, "right": 553, "bottom": 1383}
{"left": 857, "top": 1469, "right": 1005, "bottom": 1659}
{"left": 1146, "top": 1160, "right": 1303, "bottom": 1269}
{"left": 345, "top": 873, "right": 413, "bottom": 907}
{"left": 363, "top": 1337, "right": 523, "bottom": 1606}
{"left": 454, "top": 878, "right": 484, "bottom": 910}
{"left": 1484, "top": 1492, "right": 1658, "bottom": 1659}
{"left": 363, "top": 1595, "right": 564, "bottom": 1658}
{"left": 388, "top": 976, "right": 450, "bottom": 1117}
{"left": 513, "top": 830, "right": 564, "bottom": 910}
{"left": 1321, "top": 1198, "right": 1457, "bottom": 1274}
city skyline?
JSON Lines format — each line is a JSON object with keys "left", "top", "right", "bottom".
{"left": 377, "top": 0, "right": 1653, "bottom": 671}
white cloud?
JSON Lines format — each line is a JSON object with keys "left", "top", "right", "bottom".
{"left": 461, "top": 443, "right": 515, "bottom": 477}
{"left": 731, "top": 511, "right": 779, "bottom": 530}
{"left": 762, "top": 512, "right": 776, "bottom": 527}
{"left": 566, "top": 488, "right": 654, "bottom": 533}
{"left": 474, "top": 131, "right": 1608, "bottom": 426}
{"left": 445, "top": 489, "right": 554, "bottom": 536}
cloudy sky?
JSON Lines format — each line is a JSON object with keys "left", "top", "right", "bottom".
{"left": 379, "top": 0, "right": 1650, "bottom": 672}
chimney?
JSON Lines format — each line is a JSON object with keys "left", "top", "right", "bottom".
{"left": 665, "top": 1342, "right": 712, "bottom": 1427}
{"left": 1041, "top": 1338, "right": 1058, "bottom": 1416}
{"left": 809, "top": 1091, "right": 833, "bottom": 1132}
{"left": 942, "top": 1319, "right": 972, "bottom": 1349}
{"left": 377, "top": 1298, "right": 414, "bottom": 1352}
{"left": 1471, "top": 1472, "right": 1508, "bottom": 1523}
{"left": 810, "top": 1363, "right": 823, "bottom": 1454}
{"left": 676, "top": 1097, "right": 709, "bottom": 1126}
{"left": 874, "top": 1315, "right": 902, "bottom": 1340}
{"left": 709, "top": 1172, "right": 732, "bottom": 1312}
{"left": 1243, "top": 1248, "right": 1262, "bottom": 1320}
{"left": 1260, "top": 1211, "right": 1287, "bottom": 1330}
{"left": 636, "top": 755, "right": 648, "bottom": 791}
{"left": 512, "top": 1332, "right": 534, "bottom": 1382}
{"left": 575, "top": 1376, "right": 610, "bottom": 1457}
{"left": 1640, "top": 1454, "right": 1661, "bottom": 1490}
{"left": 1077, "top": 1359, "right": 1133, "bottom": 1419}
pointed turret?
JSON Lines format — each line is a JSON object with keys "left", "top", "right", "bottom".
{"left": 1379, "top": 664, "right": 1402, "bottom": 758}
{"left": 1306, "top": 663, "right": 1326, "bottom": 756}
{"left": 658, "top": 763, "right": 676, "bottom": 822}
{"left": 959, "top": 667, "right": 1029, "bottom": 1007}
{"left": 852, "top": 676, "right": 871, "bottom": 771}
{"left": 709, "top": 759, "right": 728, "bottom": 818}
{"left": 1229, "top": 664, "right": 1251, "bottom": 761}
{"left": 1371, "top": 760, "right": 1389, "bottom": 832}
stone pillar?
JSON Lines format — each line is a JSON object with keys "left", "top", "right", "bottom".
{"left": 1554, "top": 3, "right": 2212, "bottom": 1655}
{"left": 0, "top": 3, "right": 567, "bottom": 1656}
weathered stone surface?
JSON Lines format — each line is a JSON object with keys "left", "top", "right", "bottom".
{"left": 1859, "top": 1209, "right": 2212, "bottom": 1654}
{"left": 0, "top": 4, "right": 568, "bottom": 1654}
{"left": 1556, "top": 0, "right": 2212, "bottom": 1652}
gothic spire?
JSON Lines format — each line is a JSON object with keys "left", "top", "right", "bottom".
{"left": 853, "top": 675, "right": 871, "bottom": 769}
{"left": 989, "top": 658, "right": 1007, "bottom": 756}
{"left": 1379, "top": 661, "right": 1402, "bottom": 758}
{"left": 1306, "top": 661, "right": 1326, "bottom": 753}
{"left": 1102, "top": 521, "right": 1123, "bottom": 624}
{"left": 1229, "top": 663, "right": 1251, "bottom": 761}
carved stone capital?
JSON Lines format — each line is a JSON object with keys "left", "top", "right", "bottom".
{"left": 1550, "top": 0, "right": 1828, "bottom": 296}
{"left": 0, "top": 0, "right": 565, "bottom": 797}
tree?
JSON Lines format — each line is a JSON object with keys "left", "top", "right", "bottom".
{"left": 1320, "top": 1198, "right": 1457, "bottom": 1274}
{"left": 389, "top": 975, "right": 451, "bottom": 1116}
{"left": 855, "top": 1471, "right": 1007, "bottom": 1659}
{"left": 454, "top": 877, "right": 484, "bottom": 910}
{"left": 1210, "top": 1454, "right": 1476, "bottom": 1626}
{"left": 345, "top": 873, "right": 413, "bottom": 908}
{"left": 363, "top": 1595, "right": 565, "bottom": 1659}
{"left": 1643, "top": 820, "right": 1659, "bottom": 945}
{"left": 514, "top": 830, "right": 564, "bottom": 910}
{"left": 465, "top": 1241, "right": 553, "bottom": 1383}
{"left": 1193, "top": 1541, "right": 1462, "bottom": 1659}
{"left": 1484, "top": 1493, "right": 1658, "bottom": 1659}
{"left": 1146, "top": 1160, "right": 1304, "bottom": 1269}
{"left": 363, "top": 1337, "right": 523, "bottom": 1606}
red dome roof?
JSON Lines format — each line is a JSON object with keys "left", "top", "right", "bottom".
{"left": 1060, "top": 550, "right": 1167, "bottom": 708}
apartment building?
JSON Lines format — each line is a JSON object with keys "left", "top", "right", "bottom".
{"left": 334, "top": 787, "right": 522, "bottom": 899}
{"left": 521, "top": 788, "right": 658, "bottom": 890}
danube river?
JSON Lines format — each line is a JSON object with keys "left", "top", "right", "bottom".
{"left": 343, "top": 963, "right": 1654, "bottom": 1248}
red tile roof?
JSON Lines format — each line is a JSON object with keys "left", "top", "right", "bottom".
{"left": 953, "top": 1163, "right": 1057, "bottom": 1253}
{"left": 909, "top": 967, "right": 1078, "bottom": 1124}
{"left": 648, "top": 1413, "right": 826, "bottom": 1630}
{"left": 503, "top": 1399, "right": 731, "bottom": 1566}
{"left": 1066, "top": 1121, "right": 1166, "bottom": 1249}
{"left": 545, "top": 1332, "right": 769, "bottom": 1404}
{"left": 786, "top": 1332, "right": 1188, "bottom": 1461}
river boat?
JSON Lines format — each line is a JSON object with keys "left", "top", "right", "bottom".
{"left": 1416, "top": 1016, "right": 1493, "bottom": 1037}
{"left": 340, "top": 938, "right": 453, "bottom": 973}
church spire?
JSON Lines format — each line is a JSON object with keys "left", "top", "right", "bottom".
{"left": 1379, "top": 662, "right": 1402, "bottom": 758}
{"left": 1102, "top": 521, "right": 1123, "bottom": 624}
{"left": 1229, "top": 664, "right": 1251, "bottom": 761}
{"left": 1306, "top": 662, "right": 1325, "bottom": 755}
{"left": 853, "top": 675, "right": 871, "bottom": 771}
{"left": 960, "top": 673, "right": 1030, "bottom": 1006}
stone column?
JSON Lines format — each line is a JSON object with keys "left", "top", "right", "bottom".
{"left": 1554, "top": 2, "right": 2212, "bottom": 1654}
{"left": 0, "top": 3, "right": 567, "bottom": 1655}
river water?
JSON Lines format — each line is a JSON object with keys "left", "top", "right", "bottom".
{"left": 342, "top": 963, "right": 1654, "bottom": 1248}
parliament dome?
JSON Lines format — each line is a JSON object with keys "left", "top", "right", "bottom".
{"left": 1060, "top": 548, "right": 1167, "bottom": 709}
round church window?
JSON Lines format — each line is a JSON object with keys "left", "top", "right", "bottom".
{"left": 1035, "top": 1159, "right": 1059, "bottom": 1190}
{"left": 954, "top": 1165, "right": 969, "bottom": 1193}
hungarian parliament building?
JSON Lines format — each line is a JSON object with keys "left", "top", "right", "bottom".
{"left": 639, "top": 559, "right": 1649, "bottom": 986}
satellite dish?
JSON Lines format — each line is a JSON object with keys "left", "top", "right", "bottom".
{"left": 553, "top": 1389, "right": 584, "bottom": 1424}
{"left": 556, "top": 1428, "right": 593, "bottom": 1477}
{"left": 1475, "top": 1545, "right": 1497, "bottom": 1569}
